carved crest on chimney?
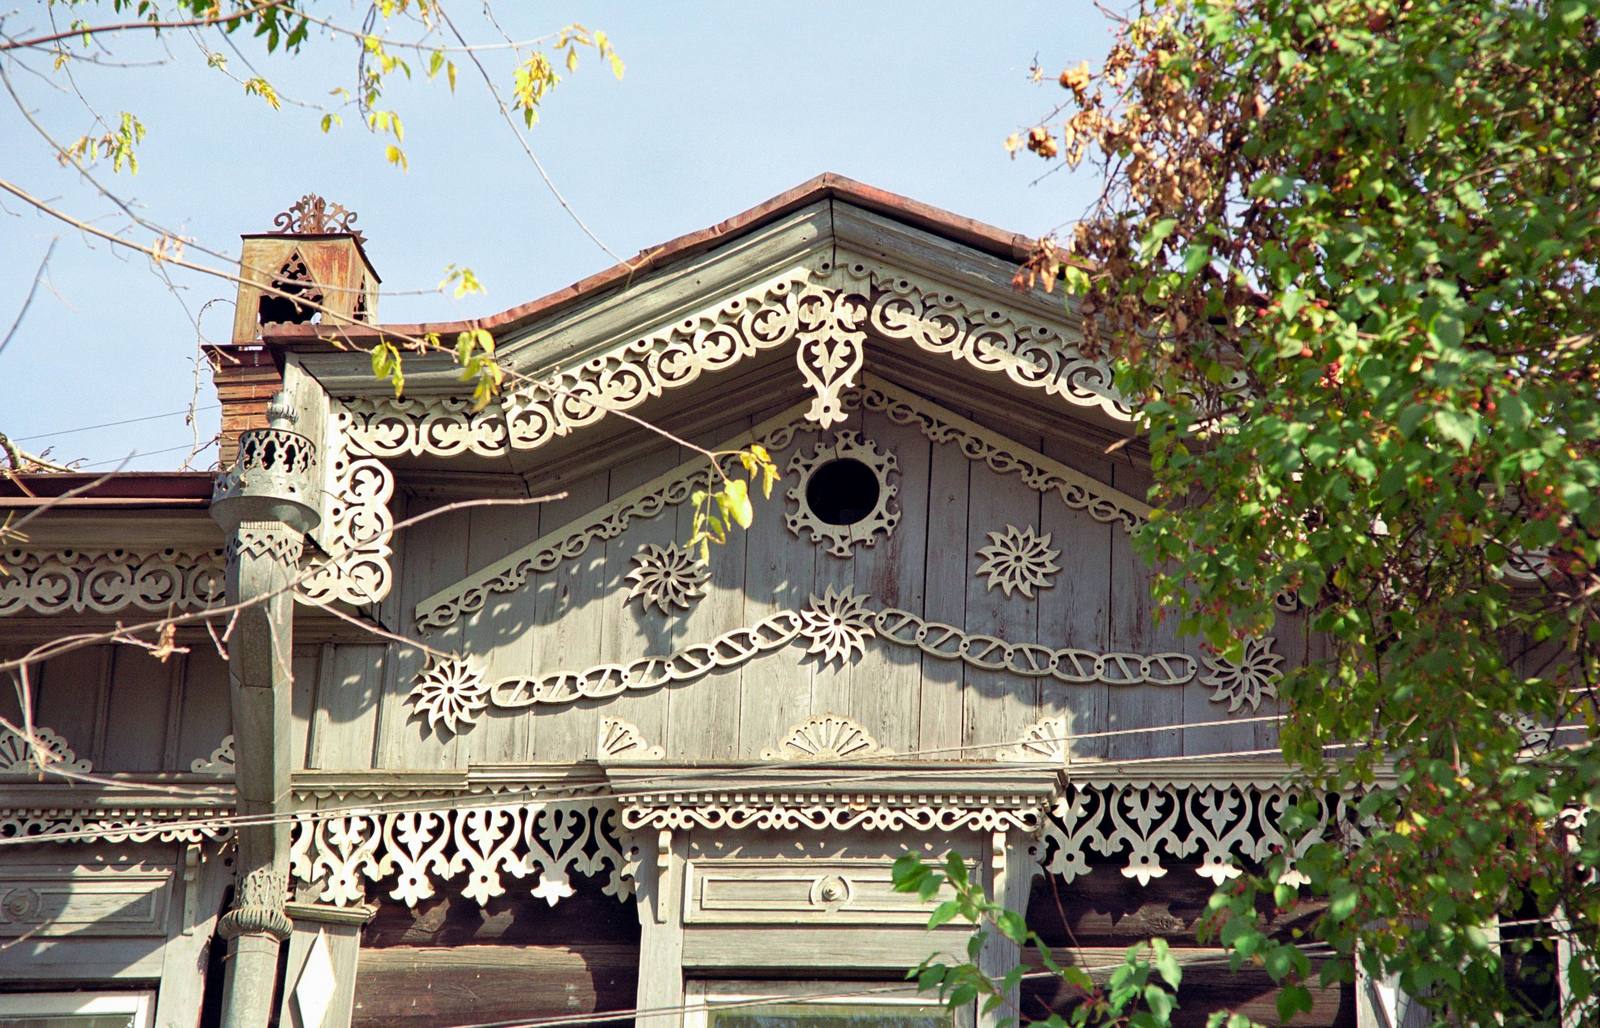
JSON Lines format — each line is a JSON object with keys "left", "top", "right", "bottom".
{"left": 270, "top": 193, "right": 365, "bottom": 245}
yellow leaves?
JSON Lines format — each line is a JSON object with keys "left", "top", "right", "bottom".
{"left": 384, "top": 144, "right": 408, "bottom": 171}
{"left": 243, "top": 76, "right": 281, "bottom": 110}
{"left": 510, "top": 24, "right": 624, "bottom": 126}
{"left": 452, "top": 328, "right": 503, "bottom": 412}
{"left": 370, "top": 340, "right": 406, "bottom": 398}
{"left": 439, "top": 264, "right": 486, "bottom": 298}
{"left": 62, "top": 112, "right": 146, "bottom": 175}
{"left": 687, "top": 444, "right": 780, "bottom": 562}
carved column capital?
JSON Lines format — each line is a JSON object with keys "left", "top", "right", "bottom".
{"left": 217, "top": 866, "right": 293, "bottom": 942}
{"left": 224, "top": 520, "right": 306, "bottom": 570}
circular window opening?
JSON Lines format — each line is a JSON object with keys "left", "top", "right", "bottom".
{"left": 805, "top": 458, "right": 881, "bottom": 526}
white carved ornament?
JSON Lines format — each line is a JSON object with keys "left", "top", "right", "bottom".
{"left": 0, "top": 549, "right": 224, "bottom": 618}
{"left": 0, "top": 726, "right": 90, "bottom": 775}
{"left": 598, "top": 718, "right": 665, "bottom": 761}
{"left": 975, "top": 525, "right": 1061, "bottom": 599}
{"left": 191, "top": 735, "right": 237, "bottom": 775}
{"left": 319, "top": 259, "right": 1132, "bottom": 610}
{"left": 1199, "top": 637, "right": 1284, "bottom": 713}
{"left": 621, "top": 788, "right": 1041, "bottom": 835}
{"left": 785, "top": 432, "right": 899, "bottom": 557}
{"left": 288, "top": 801, "right": 634, "bottom": 908}
{"left": 407, "top": 587, "right": 1202, "bottom": 737}
{"left": 760, "top": 714, "right": 891, "bottom": 761}
{"left": 0, "top": 807, "right": 231, "bottom": 844}
{"left": 1039, "top": 781, "right": 1364, "bottom": 887}
{"left": 413, "top": 399, "right": 817, "bottom": 630}
{"left": 859, "top": 377, "right": 1151, "bottom": 531}
{"left": 995, "top": 715, "right": 1070, "bottom": 764}
{"left": 409, "top": 658, "right": 490, "bottom": 737}
{"left": 411, "top": 380, "right": 1150, "bottom": 630}
{"left": 625, "top": 543, "right": 709, "bottom": 614}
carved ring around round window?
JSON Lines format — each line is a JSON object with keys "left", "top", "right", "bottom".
{"left": 784, "top": 431, "right": 898, "bottom": 557}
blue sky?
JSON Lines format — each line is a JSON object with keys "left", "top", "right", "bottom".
{"left": 0, "top": 2, "right": 1112, "bottom": 470}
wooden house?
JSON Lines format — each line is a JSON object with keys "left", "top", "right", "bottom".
{"left": 0, "top": 178, "right": 1363, "bottom": 1026}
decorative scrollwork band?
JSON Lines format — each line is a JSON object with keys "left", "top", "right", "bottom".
{"left": 407, "top": 587, "right": 1206, "bottom": 737}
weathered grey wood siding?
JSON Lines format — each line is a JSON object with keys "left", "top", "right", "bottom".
{"left": 285, "top": 383, "right": 1300, "bottom": 770}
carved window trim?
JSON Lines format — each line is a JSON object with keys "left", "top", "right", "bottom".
{"left": 784, "top": 432, "right": 899, "bottom": 558}
{"left": 0, "top": 726, "right": 90, "bottom": 775}
{"left": 760, "top": 714, "right": 892, "bottom": 761}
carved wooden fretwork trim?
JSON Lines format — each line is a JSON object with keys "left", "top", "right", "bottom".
{"left": 760, "top": 714, "right": 892, "bottom": 761}
{"left": 0, "top": 806, "right": 232, "bottom": 843}
{"left": 598, "top": 718, "right": 665, "bottom": 761}
{"left": 625, "top": 543, "right": 709, "bottom": 614}
{"left": 859, "top": 375, "right": 1151, "bottom": 531}
{"left": 412, "top": 397, "right": 820, "bottom": 630}
{"left": 1038, "top": 781, "right": 1363, "bottom": 887}
{"left": 1199, "top": 637, "right": 1284, "bottom": 713}
{"left": 407, "top": 587, "right": 1202, "bottom": 736}
{"left": 298, "top": 406, "right": 395, "bottom": 608}
{"left": 409, "top": 658, "right": 490, "bottom": 737}
{"left": 0, "top": 726, "right": 90, "bottom": 775}
{"left": 785, "top": 432, "right": 899, "bottom": 557}
{"left": 995, "top": 715, "right": 1070, "bottom": 764}
{"left": 620, "top": 789, "right": 1042, "bottom": 834}
{"left": 191, "top": 735, "right": 237, "bottom": 776}
{"left": 227, "top": 522, "right": 305, "bottom": 566}
{"left": 975, "top": 525, "right": 1061, "bottom": 599}
{"left": 411, "top": 378, "right": 1149, "bottom": 632}
{"left": 288, "top": 802, "right": 635, "bottom": 908}
{"left": 0, "top": 548, "right": 225, "bottom": 618}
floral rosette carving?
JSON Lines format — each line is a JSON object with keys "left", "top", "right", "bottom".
{"left": 625, "top": 543, "right": 709, "bottom": 614}
{"left": 974, "top": 525, "right": 1062, "bottom": 599}
{"left": 798, "top": 586, "right": 876, "bottom": 668}
{"left": 407, "top": 657, "right": 490, "bottom": 737}
{"left": 1199, "top": 637, "right": 1284, "bottom": 712}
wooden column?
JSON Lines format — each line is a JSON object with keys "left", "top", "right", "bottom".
{"left": 634, "top": 828, "right": 687, "bottom": 1025}
{"left": 217, "top": 520, "right": 302, "bottom": 1027}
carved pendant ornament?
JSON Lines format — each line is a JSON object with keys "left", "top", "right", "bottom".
{"left": 975, "top": 525, "right": 1061, "bottom": 598}
{"left": 406, "top": 586, "right": 1215, "bottom": 738}
{"left": 1039, "top": 780, "right": 1364, "bottom": 887}
{"left": 625, "top": 543, "right": 709, "bottom": 614}
{"left": 785, "top": 432, "right": 899, "bottom": 557}
{"left": 289, "top": 802, "right": 634, "bottom": 908}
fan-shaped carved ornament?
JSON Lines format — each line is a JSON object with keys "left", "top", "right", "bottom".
{"left": 761, "top": 714, "right": 892, "bottom": 761}
{"left": 995, "top": 715, "right": 1070, "bottom": 763}
{"left": 0, "top": 726, "right": 90, "bottom": 775}
{"left": 191, "top": 735, "right": 237, "bottom": 775}
{"left": 598, "top": 718, "right": 665, "bottom": 761}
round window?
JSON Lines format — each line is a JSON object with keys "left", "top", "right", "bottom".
{"left": 804, "top": 458, "right": 881, "bottom": 526}
{"left": 784, "top": 432, "right": 899, "bottom": 557}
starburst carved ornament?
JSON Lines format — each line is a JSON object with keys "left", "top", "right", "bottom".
{"left": 975, "top": 525, "right": 1062, "bottom": 599}
{"left": 407, "top": 657, "right": 490, "bottom": 736}
{"left": 798, "top": 586, "right": 876, "bottom": 668}
{"left": 1199, "top": 637, "right": 1284, "bottom": 712}
{"left": 624, "top": 543, "right": 709, "bottom": 614}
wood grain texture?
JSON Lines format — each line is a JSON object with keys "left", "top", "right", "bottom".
{"left": 851, "top": 410, "right": 930, "bottom": 755}
{"left": 918, "top": 428, "right": 971, "bottom": 757}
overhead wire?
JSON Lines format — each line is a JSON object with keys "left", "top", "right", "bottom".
{"left": 14, "top": 404, "right": 221, "bottom": 443}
